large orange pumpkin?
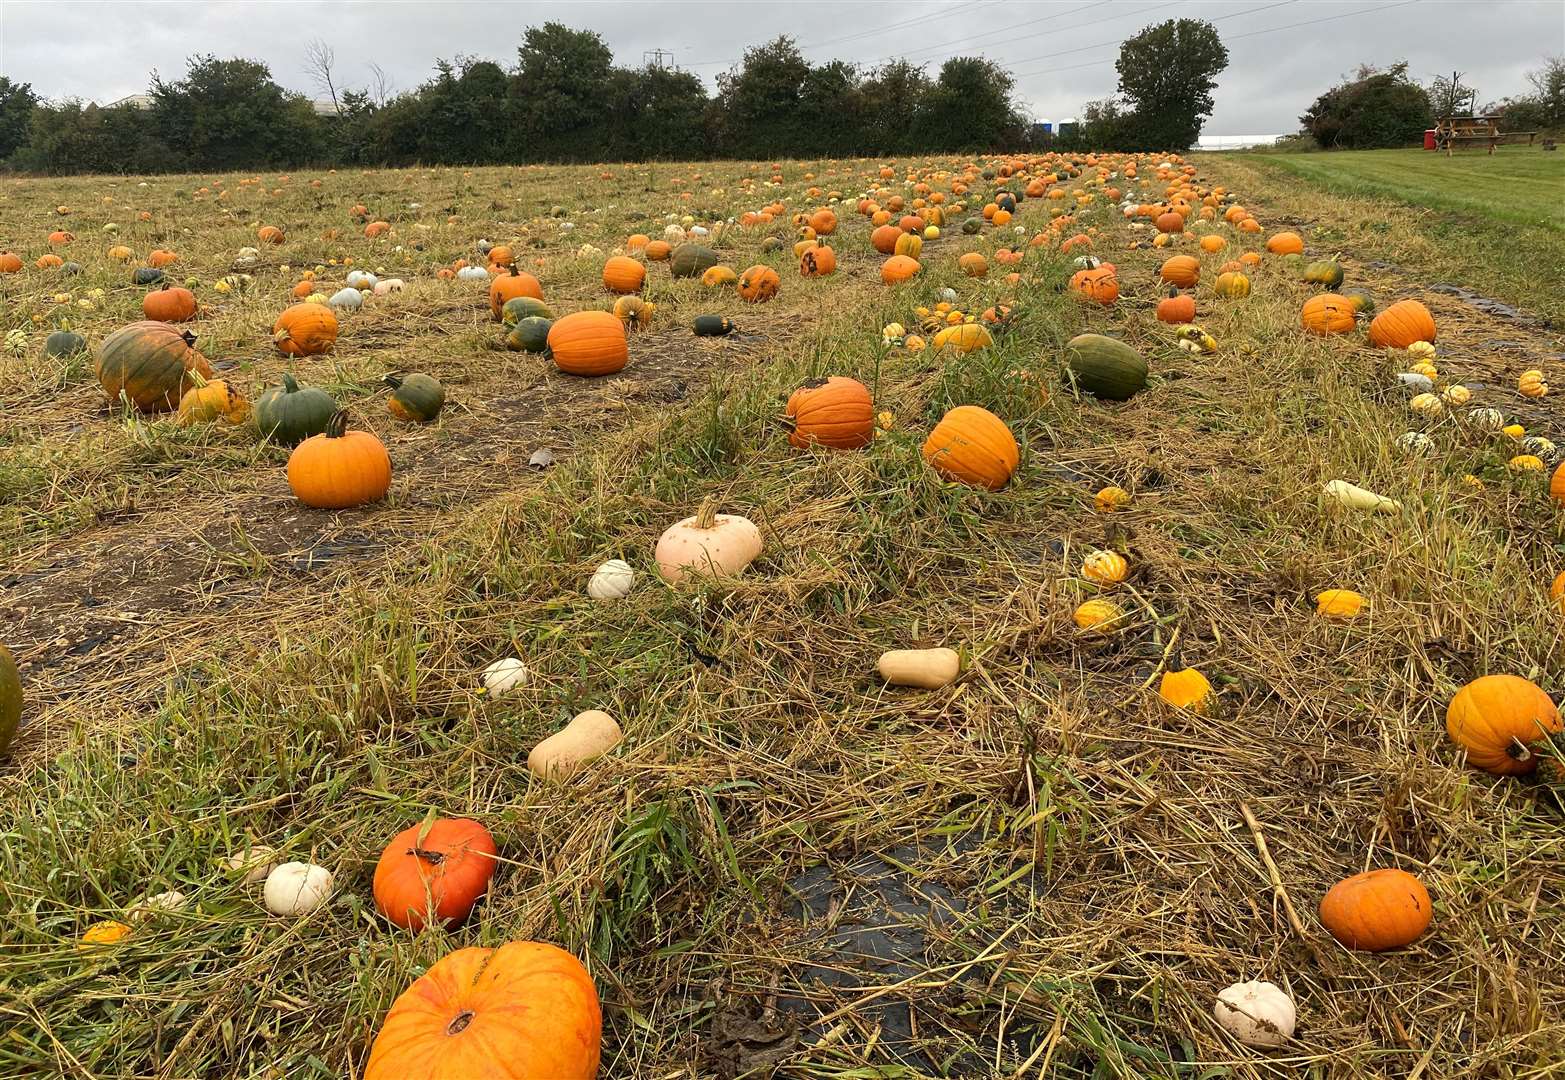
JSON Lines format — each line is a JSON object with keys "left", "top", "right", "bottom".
{"left": 1069, "top": 266, "right": 1119, "bottom": 305}
{"left": 547, "top": 310, "right": 627, "bottom": 376}
{"left": 142, "top": 284, "right": 197, "bottom": 323}
{"left": 1367, "top": 299, "right": 1436, "bottom": 349}
{"left": 364, "top": 941, "right": 601, "bottom": 1080}
{"left": 880, "top": 255, "right": 921, "bottom": 284}
{"left": 1154, "top": 211, "right": 1184, "bottom": 234}
{"left": 922, "top": 406, "right": 1018, "bottom": 490}
{"left": 95, "top": 321, "right": 214, "bottom": 412}
{"left": 373, "top": 818, "right": 499, "bottom": 931}
{"left": 871, "top": 224, "right": 902, "bottom": 254}
{"left": 1158, "top": 255, "right": 1200, "bottom": 288}
{"left": 1300, "top": 294, "right": 1356, "bottom": 336}
{"left": 784, "top": 376, "right": 873, "bottom": 450}
{"left": 1265, "top": 231, "right": 1304, "bottom": 255}
{"left": 737, "top": 264, "right": 780, "bottom": 303}
{"left": 1446, "top": 674, "right": 1562, "bottom": 775}
{"left": 1156, "top": 293, "right": 1196, "bottom": 324}
{"left": 488, "top": 267, "right": 544, "bottom": 320}
{"left": 273, "top": 303, "right": 339, "bottom": 356}
{"left": 286, "top": 411, "right": 391, "bottom": 508}
{"left": 601, "top": 256, "right": 645, "bottom": 294}
{"left": 1319, "top": 869, "right": 1432, "bottom": 952}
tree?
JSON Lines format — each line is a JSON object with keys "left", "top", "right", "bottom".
{"left": 1114, "top": 18, "right": 1228, "bottom": 150}
{"left": 1069, "top": 97, "right": 1135, "bottom": 152}
{"left": 10, "top": 101, "right": 153, "bottom": 174}
{"left": 919, "top": 57, "right": 1021, "bottom": 151}
{"left": 1301, "top": 62, "right": 1431, "bottom": 149}
{"left": 513, "top": 22, "right": 615, "bottom": 160}
{"left": 0, "top": 77, "right": 39, "bottom": 163}
{"left": 716, "top": 37, "right": 812, "bottom": 157}
{"left": 860, "top": 61, "right": 930, "bottom": 156}
{"left": 149, "top": 55, "right": 322, "bottom": 170}
{"left": 1524, "top": 55, "right": 1565, "bottom": 128}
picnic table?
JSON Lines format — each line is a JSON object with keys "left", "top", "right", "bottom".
{"left": 1433, "top": 114, "right": 1538, "bottom": 153}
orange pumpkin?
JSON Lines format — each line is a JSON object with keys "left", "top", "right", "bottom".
{"left": 922, "top": 405, "right": 1018, "bottom": 490}
{"left": 601, "top": 256, "right": 646, "bottom": 294}
{"left": 871, "top": 224, "right": 902, "bottom": 254}
{"left": 488, "top": 267, "right": 544, "bottom": 320}
{"left": 958, "top": 252, "right": 988, "bottom": 278}
{"left": 1198, "top": 234, "right": 1226, "bottom": 253}
{"left": 1319, "top": 869, "right": 1432, "bottom": 952}
{"left": 1155, "top": 211, "right": 1184, "bottom": 234}
{"left": 363, "top": 941, "right": 601, "bottom": 1080}
{"left": 373, "top": 818, "right": 499, "bottom": 931}
{"left": 1367, "top": 299, "right": 1436, "bottom": 349}
{"left": 256, "top": 225, "right": 285, "bottom": 245}
{"left": 1159, "top": 255, "right": 1200, "bottom": 288}
{"left": 148, "top": 249, "right": 179, "bottom": 268}
{"left": 1446, "top": 674, "right": 1562, "bottom": 775}
{"left": 364, "top": 220, "right": 391, "bottom": 238}
{"left": 547, "top": 310, "right": 627, "bottom": 376}
{"left": 880, "top": 255, "right": 921, "bottom": 285}
{"left": 1301, "top": 294, "right": 1356, "bottom": 336}
{"left": 35, "top": 253, "right": 63, "bottom": 270}
{"left": 287, "top": 411, "right": 391, "bottom": 508}
{"left": 808, "top": 208, "right": 837, "bottom": 235}
{"left": 737, "top": 264, "right": 780, "bottom": 303}
{"left": 272, "top": 303, "right": 339, "bottom": 356}
{"left": 1265, "top": 231, "right": 1304, "bottom": 255}
{"left": 1069, "top": 266, "right": 1119, "bottom": 305}
{"left": 0, "top": 251, "right": 22, "bottom": 273}
{"left": 95, "top": 321, "right": 214, "bottom": 412}
{"left": 487, "top": 244, "right": 515, "bottom": 268}
{"left": 784, "top": 376, "right": 873, "bottom": 450}
{"left": 142, "top": 284, "right": 197, "bottom": 323}
{"left": 799, "top": 244, "right": 836, "bottom": 277}
{"left": 47, "top": 230, "right": 74, "bottom": 246}
{"left": 644, "top": 239, "right": 672, "bottom": 261}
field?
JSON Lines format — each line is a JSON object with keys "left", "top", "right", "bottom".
{"left": 2, "top": 152, "right": 1565, "bottom": 1079}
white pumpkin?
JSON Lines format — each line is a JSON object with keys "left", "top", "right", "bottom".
{"left": 587, "top": 559, "right": 635, "bottom": 601}
{"left": 938, "top": 287, "right": 959, "bottom": 303}
{"left": 345, "top": 269, "right": 378, "bottom": 289}
{"left": 689, "top": 225, "right": 709, "bottom": 238}
{"left": 457, "top": 265, "right": 490, "bottom": 281}
{"left": 128, "top": 889, "right": 188, "bottom": 922}
{"left": 663, "top": 224, "right": 687, "bottom": 242}
{"left": 481, "top": 657, "right": 529, "bottom": 696}
{"left": 1396, "top": 372, "right": 1434, "bottom": 393}
{"left": 329, "top": 287, "right": 363, "bottom": 310}
{"left": 1073, "top": 255, "right": 1103, "bottom": 270}
{"left": 263, "top": 861, "right": 334, "bottom": 916}
{"left": 1523, "top": 435, "right": 1557, "bottom": 461}
{"left": 372, "top": 278, "right": 405, "bottom": 296}
{"left": 1214, "top": 980, "right": 1296, "bottom": 1048}
{"left": 222, "top": 844, "right": 277, "bottom": 884}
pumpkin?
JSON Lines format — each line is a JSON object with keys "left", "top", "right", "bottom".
{"left": 263, "top": 862, "right": 335, "bottom": 916}
{"left": 701, "top": 265, "right": 738, "bottom": 288}
{"left": 287, "top": 412, "right": 392, "bottom": 509}
{"left": 1319, "top": 868, "right": 1431, "bottom": 951}
{"left": 1315, "top": 589, "right": 1365, "bottom": 619}
{"left": 922, "top": 406, "right": 1018, "bottom": 490}
{"left": 893, "top": 232, "right": 923, "bottom": 259}
{"left": 1368, "top": 300, "right": 1436, "bottom": 349}
{"left": 488, "top": 267, "right": 544, "bottom": 320}
{"left": 1073, "top": 598, "right": 1126, "bottom": 634}
{"left": 587, "top": 560, "right": 635, "bottom": 601}
{"left": 1082, "top": 549, "right": 1128, "bottom": 584}
{"left": 1265, "top": 231, "right": 1304, "bottom": 255}
{"left": 1303, "top": 259, "right": 1344, "bottom": 288}
{"left": 784, "top": 377, "right": 873, "bottom": 450}
{"left": 501, "top": 296, "right": 554, "bottom": 324}
{"left": 527, "top": 710, "right": 624, "bottom": 779}
{"left": 655, "top": 498, "right": 761, "bottom": 583}
{"left": 255, "top": 374, "right": 336, "bottom": 445}
{"left": 1159, "top": 255, "right": 1200, "bottom": 288}
{"left": 96, "top": 321, "right": 213, "bottom": 412}
{"left": 693, "top": 315, "right": 735, "bottom": 337}
{"left": 871, "top": 224, "right": 902, "bottom": 253}
{"left": 601, "top": 256, "right": 645, "bottom": 294}
{"left": 35, "top": 253, "right": 63, "bottom": 270}
{"left": 1213, "top": 271, "right": 1250, "bottom": 298}
{"left": 222, "top": 845, "right": 277, "bottom": 883}
{"left": 1094, "top": 485, "right": 1131, "bottom": 512}
{"left": 644, "top": 239, "right": 672, "bottom": 261}
{"left": 329, "top": 287, "right": 363, "bottom": 311}
{"left": 737, "top": 264, "right": 780, "bottom": 303}
{"left": 1063, "top": 334, "right": 1147, "bottom": 401}
{"left": 958, "top": 252, "right": 988, "bottom": 278}
{"left": 1158, "top": 668, "right": 1212, "bottom": 713}
{"left": 257, "top": 225, "right": 285, "bottom": 245}
{"left": 880, "top": 255, "right": 921, "bottom": 284}
{"left": 1156, "top": 293, "right": 1196, "bottom": 324}
{"left": 177, "top": 380, "right": 249, "bottom": 425}
{"left": 808, "top": 208, "right": 837, "bottom": 235}
{"left": 1069, "top": 266, "right": 1119, "bottom": 304}
{"left": 486, "top": 244, "right": 514, "bottom": 268}
{"left": 1155, "top": 211, "right": 1184, "bottom": 234}
{"left": 799, "top": 244, "right": 836, "bottom": 277}
{"left": 373, "top": 818, "right": 498, "bottom": 931}
{"left": 1198, "top": 234, "right": 1226, "bottom": 254}
{"left": 932, "top": 323, "right": 993, "bottom": 354}
{"left": 481, "top": 657, "right": 529, "bottom": 696}
{"left": 131, "top": 267, "right": 164, "bottom": 286}
{"left": 107, "top": 245, "right": 133, "bottom": 262}
{"left": 878, "top": 648, "right": 960, "bottom": 689}
{"left": 548, "top": 311, "right": 627, "bottom": 376}
{"left": 670, "top": 244, "right": 719, "bottom": 279}
{"left": 273, "top": 303, "right": 338, "bottom": 356}
{"left": 1214, "top": 981, "right": 1296, "bottom": 1049}
{"left": 385, "top": 373, "right": 445, "bottom": 423}
{"left": 363, "top": 941, "right": 601, "bottom": 1080}
{"left": 142, "top": 284, "right": 197, "bottom": 323}
{"left": 1446, "top": 674, "right": 1562, "bottom": 775}
{"left": 44, "top": 328, "right": 87, "bottom": 359}
{"left": 1300, "top": 294, "right": 1356, "bottom": 336}
{"left": 78, "top": 920, "right": 133, "bottom": 949}
{"left": 505, "top": 317, "right": 554, "bottom": 353}
{"left": 1343, "top": 288, "right": 1376, "bottom": 314}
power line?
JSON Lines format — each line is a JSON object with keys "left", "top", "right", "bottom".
{"left": 883, "top": 1, "right": 1114, "bottom": 62}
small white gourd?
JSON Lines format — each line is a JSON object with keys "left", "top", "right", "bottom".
{"left": 329, "top": 287, "right": 363, "bottom": 310}
{"left": 263, "top": 862, "right": 334, "bottom": 916}
{"left": 128, "top": 889, "right": 188, "bottom": 922}
{"left": 481, "top": 657, "right": 529, "bottom": 696}
{"left": 1214, "top": 980, "right": 1296, "bottom": 1048}
{"left": 587, "top": 559, "right": 635, "bottom": 601}
{"left": 222, "top": 844, "right": 277, "bottom": 884}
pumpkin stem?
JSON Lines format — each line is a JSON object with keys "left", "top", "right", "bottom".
{"left": 180, "top": 331, "right": 197, "bottom": 347}
{"left": 281, "top": 373, "right": 299, "bottom": 393}
{"left": 384, "top": 374, "right": 403, "bottom": 391}
{"left": 694, "top": 496, "right": 719, "bottom": 530}
{"left": 445, "top": 1010, "right": 475, "bottom": 1036}
{"left": 1507, "top": 737, "right": 1535, "bottom": 763}
{"left": 324, "top": 410, "right": 349, "bottom": 439}
{"left": 408, "top": 846, "right": 446, "bottom": 865}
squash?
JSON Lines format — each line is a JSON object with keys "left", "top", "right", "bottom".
{"left": 587, "top": 559, "right": 635, "bottom": 600}
{"left": 670, "top": 244, "right": 719, "bottom": 279}
{"left": 932, "top": 323, "right": 993, "bottom": 354}
{"left": 287, "top": 411, "right": 392, "bottom": 509}
{"left": 488, "top": 267, "right": 544, "bottom": 319}
{"left": 1300, "top": 294, "right": 1356, "bottom": 336}
{"left": 1319, "top": 868, "right": 1431, "bottom": 951}
{"left": 177, "top": 380, "right": 250, "bottom": 426}
{"left": 1063, "top": 334, "right": 1147, "bottom": 402}
{"left": 481, "top": 658, "right": 529, "bottom": 696}
{"left": 655, "top": 498, "right": 762, "bottom": 582}
{"left": 1323, "top": 479, "right": 1400, "bottom": 512}
{"left": 1158, "top": 668, "right": 1212, "bottom": 713}
{"left": 548, "top": 311, "right": 627, "bottom": 376}
{"left": 1073, "top": 598, "right": 1126, "bottom": 635}
{"left": 1303, "top": 259, "right": 1344, "bottom": 288}
{"left": 373, "top": 818, "right": 498, "bottom": 931}
{"left": 527, "top": 710, "right": 623, "bottom": 779}
{"left": 385, "top": 373, "right": 445, "bottom": 423}
{"left": 877, "top": 648, "right": 960, "bottom": 689}
{"left": 1368, "top": 299, "right": 1436, "bottom": 349}
{"left": 1315, "top": 589, "right": 1365, "bottom": 619}
{"left": 45, "top": 327, "right": 87, "bottom": 359}
{"left": 254, "top": 374, "right": 336, "bottom": 445}
{"left": 1213, "top": 271, "right": 1250, "bottom": 298}
{"left": 784, "top": 377, "right": 873, "bottom": 450}
{"left": 501, "top": 296, "right": 554, "bottom": 324}
{"left": 1214, "top": 981, "right": 1296, "bottom": 1049}
{"left": 693, "top": 315, "right": 735, "bottom": 337}
{"left": 0, "top": 643, "right": 20, "bottom": 757}
{"left": 601, "top": 256, "right": 645, "bottom": 294}
{"left": 263, "top": 862, "right": 335, "bottom": 916}
{"left": 505, "top": 316, "right": 554, "bottom": 353}
{"left": 96, "top": 321, "right": 213, "bottom": 412}
{"left": 922, "top": 406, "right": 1018, "bottom": 490}
{"left": 273, "top": 303, "right": 338, "bottom": 356}
{"left": 1446, "top": 674, "right": 1562, "bottom": 775}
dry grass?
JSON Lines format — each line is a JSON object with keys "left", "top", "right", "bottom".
{"left": 2, "top": 155, "right": 1564, "bottom": 1079}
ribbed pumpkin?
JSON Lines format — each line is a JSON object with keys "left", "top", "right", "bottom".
{"left": 612, "top": 294, "right": 655, "bottom": 329}
{"left": 1069, "top": 266, "right": 1118, "bottom": 304}
{"left": 922, "top": 406, "right": 1018, "bottom": 490}
{"left": 505, "top": 316, "right": 554, "bottom": 353}
{"left": 932, "top": 323, "right": 993, "bottom": 354}
{"left": 601, "top": 256, "right": 645, "bottom": 294}
{"left": 287, "top": 411, "right": 392, "bottom": 509}
{"left": 881, "top": 255, "right": 921, "bottom": 284}
{"left": 372, "top": 817, "right": 498, "bottom": 931}
{"left": 784, "top": 377, "right": 873, "bottom": 450}
{"left": 254, "top": 374, "right": 336, "bottom": 445}
{"left": 737, "top": 264, "right": 780, "bottom": 302}
{"left": 500, "top": 296, "right": 554, "bottom": 325}
{"left": 385, "top": 373, "right": 445, "bottom": 423}
{"left": 1156, "top": 293, "right": 1196, "bottom": 323}
{"left": 871, "top": 224, "right": 902, "bottom": 254}
{"left": 670, "top": 244, "right": 719, "bottom": 279}
{"left": 273, "top": 303, "right": 338, "bottom": 356}
{"left": 893, "top": 232, "right": 923, "bottom": 259}
{"left": 362, "top": 941, "right": 601, "bottom": 1080}
{"left": 1303, "top": 259, "right": 1345, "bottom": 288}
{"left": 488, "top": 267, "right": 544, "bottom": 320}
{"left": 1213, "top": 271, "right": 1251, "bottom": 298}
{"left": 1319, "top": 869, "right": 1431, "bottom": 952}
{"left": 1063, "top": 334, "right": 1147, "bottom": 401}
{"left": 958, "top": 252, "right": 988, "bottom": 278}
{"left": 1446, "top": 674, "right": 1561, "bottom": 775}
{"left": 1368, "top": 299, "right": 1436, "bottom": 349}
{"left": 1301, "top": 294, "right": 1356, "bottom": 336}
{"left": 177, "top": 380, "right": 250, "bottom": 425}
{"left": 95, "top": 321, "right": 213, "bottom": 412}
{"left": 547, "top": 311, "right": 627, "bottom": 376}
{"left": 799, "top": 244, "right": 836, "bottom": 277}
{"left": 1155, "top": 212, "right": 1184, "bottom": 234}
{"left": 1159, "top": 255, "right": 1200, "bottom": 288}
{"left": 142, "top": 284, "right": 197, "bottom": 323}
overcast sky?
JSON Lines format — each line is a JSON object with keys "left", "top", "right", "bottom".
{"left": 2, "top": 0, "right": 1561, "bottom": 135}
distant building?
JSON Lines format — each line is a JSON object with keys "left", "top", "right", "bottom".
{"left": 104, "top": 93, "right": 341, "bottom": 116}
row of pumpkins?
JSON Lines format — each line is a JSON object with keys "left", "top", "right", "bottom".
{"left": 45, "top": 151, "right": 1561, "bottom": 1073}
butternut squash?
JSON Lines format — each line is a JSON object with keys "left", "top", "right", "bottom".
{"left": 527, "top": 710, "right": 623, "bottom": 779}
{"left": 877, "top": 648, "right": 960, "bottom": 689}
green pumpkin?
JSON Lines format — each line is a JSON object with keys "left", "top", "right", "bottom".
{"left": 1303, "top": 259, "right": 1344, "bottom": 288}
{"left": 131, "top": 267, "right": 164, "bottom": 285}
{"left": 1278, "top": 253, "right": 1305, "bottom": 273}
{"left": 45, "top": 329, "right": 87, "bottom": 359}
{"left": 254, "top": 373, "right": 337, "bottom": 445}
{"left": 670, "top": 244, "right": 720, "bottom": 279}
{"left": 760, "top": 237, "right": 783, "bottom": 253}
{"left": 693, "top": 315, "right": 735, "bottom": 337}
{"left": 501, "top": 296, "right": 555, "bottom": 325}
{"left": 1343, "top": 288, "right": 1375, "bottom": 315}
{"left": 962, "top": 217, "right": 982, "bottom": 235}
{"left": 385, "top": 373, "right": 445, "bottom": 423}
{"left": 505, "top": 316, "right": 553, "bottom": 353}
{"left": 0, "top": 643, "right": 19, "bottom": 758}
{"left": 1063, "top": 333, "right": 1147, "bottom": 402}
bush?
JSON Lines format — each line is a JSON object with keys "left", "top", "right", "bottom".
{"left": 1301, "top": 63, "right": 1432, "bottom": 150}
